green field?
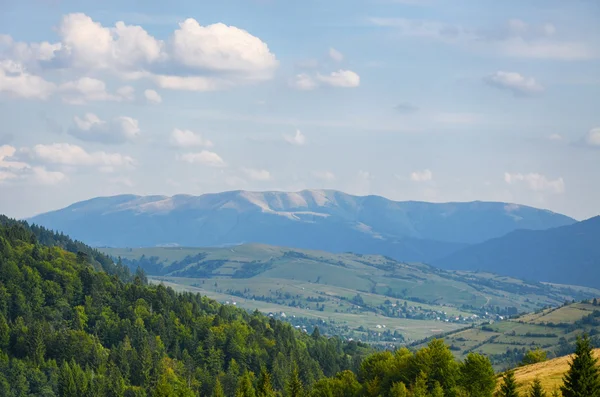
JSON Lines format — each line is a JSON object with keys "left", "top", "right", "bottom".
{"left": 103, "top": 244, "right": 600, "bottom": 345}
{"left": 414, "top": 301, "right": 600, "bottom": 369}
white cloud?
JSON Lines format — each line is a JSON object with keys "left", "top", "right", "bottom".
{"left": 290, "top": 73, "right": 318, "bottom": 91}
{"left": 0, "top": 145, "right": 29, "bottom": 169}
{"left": 116, "top": 85, "right": 135, "bottom": 101}
{"left": 410, "top": 169, "right": 433, "bottom": 182}
{"left": 0, "top": 60, "right": 55, "bottom": 99}
{"left": 149, "top": 74, "right": 224, "bottom": 92}
{"left": 29, "top": 143, "right": 135, "bottom": 168}
{"left": 2, "top": 13, "right": 279, "bottom": 93}
{"left": 69, "top": 113, "right": 141, "bottom": 144}
{"left": 55, "top": 13, "right": 164, "bottom": 70}
{"left": 329, "top": 47, "right": 344, "bottom": 62}
{"left": 584, "top": 127, "right": 600, "bottom": 147}
{"left": 171, "top": 19, "right": 278, "bottom": 79}
{"left": 283, "top": 130, "right": 307, "bottom": 146}
{"left": 504, "top": 172, "right": 565, "bottom": 194}
{"left": 169, "top": 129, "right": 213, "bottom": 148}
{"left": 179, "top": 150, "right": 226, "bottom": 167}
{"left": 317, "top": 70, "right": 360, "bottom": 88}
{"left": 312, "top": 171, "right": 336, "bottom": 181}
{"left": 144, "top": 89, "right": 162, "bottom": 104}
{"left": 59, "top": 77, "right": 134, "bottom": 104}
{"left": 31, "top": 166, "right": 67, "bottom": 185}
{"left": 485, "top": 71, "right": 544, "bottom": 97}
{"left": 241, "top": 167, "right": 272, "bottom": 181}
{"left": 292, "top": 70, "right": 360, "bottom": 90}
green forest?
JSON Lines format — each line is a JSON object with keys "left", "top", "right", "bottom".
{"left": 0, "top": 216, "right": 599, "bottom": 397}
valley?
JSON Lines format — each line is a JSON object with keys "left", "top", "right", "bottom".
{"left": 102, "top": 244, "right": 600, "bottom": 344}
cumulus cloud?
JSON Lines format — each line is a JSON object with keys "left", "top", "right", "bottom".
{"left": 241, "top": 167, "right": 272, "bottom": 181}
{"left": 291, "top": 70, "right": 360, "bottom": 90}
{"left": 312, "top": 171, "right": 336, "bottom": 181}
{"left": 68, "top": 113, "right": 141, "bottom": 144}
{"left": 1, "top": 144, "right": 72, "bottom": 185}
{"left": 0, "top": 60, "right": 55, "bottom": 99}
{"left": 171, "top": 19, "right": 278, "bottom": 78}
{"left": 317, "top": 70, "right": 360, "bottom": 88}
{"left": 144, "top": 89, "right": 162, "bottom": 104}
{"left": 169, "top": 129, "right": 213, "bottom": 148}
{"left": 0, "top": 145, "right": 29, "bottom": 170}
{"left": 584, "top": 127, "right": 600, "bottom": 147}
{"left": 485, "top": 71, "right": 544, "bottom": 97}
{"left": 59, "top": 77, "right": 134, "bottom": 104}
{"left": 290, "top": 73, "right": 318, "bottom": 91}
{"left": 410, "top": 169, "right": 433, "bottom": 182}
{"left": 116, "top": 85, "right": 135, "bottom": 101}
{"left": 283, "top": 130, "right": 307, "bottom": 146}
{"left": 1, "top": 13, "right": 279, "bottom": 93}
{"left": 504, "top": 172, "right": 565, "bottom": 194}
{"left": 329, "top": 47, "right": 344, "bottom": 62}
{"left": 31, "top": 166, "right": 67, "bottom": 185}
{"left": 28, "top": 143, "right": 135, "bottom": 169}
{"left": 179, "top": 150, "right": 226, "bottom": 167}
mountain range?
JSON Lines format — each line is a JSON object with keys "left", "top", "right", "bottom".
{"left": 433, "top": 216, "right": 600, "bottom": 288}
{"left": 28, "top": 189, "right": 575, "bottom": 263}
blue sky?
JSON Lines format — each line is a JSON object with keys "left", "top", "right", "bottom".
{"left": 0, "top": 0, "right": 599, "bottom": 219}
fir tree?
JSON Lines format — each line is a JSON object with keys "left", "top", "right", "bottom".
{"left": 286, "top": 364, "right": 304, "bottom": 397}
{"left": 257, "top": 368, "right": 276, "bottom": 397}
{"left": 529, "top": 378, "right": 547, "bottom": 397}
{"left": 499, "top": 370, "right": 520, "bottom": 397}
{"left": 236, "top": 371, "right": 256, "bottom": 397}
{"left": 58, "top": 361, "right": 78, "bottom": 397}
{"left": 213, "top": 378, "right": 225, "bottom": 397}
{"left": 561, "top": 334, "right": 600, "bottom": 397}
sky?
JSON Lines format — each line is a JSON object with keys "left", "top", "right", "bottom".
{"left": 0, "top": 0, "right": 599, "bottom": 220}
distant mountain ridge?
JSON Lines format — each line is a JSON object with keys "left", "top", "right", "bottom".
{"left": 27, "top": 189, "right": 575, "bottom": 263}
{"left": 433, "top": 216, "right": 600, "bottom": 288}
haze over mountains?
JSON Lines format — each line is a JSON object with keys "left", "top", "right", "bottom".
{"left": 434, "top": 216, "right": 600, "bottom": 288}
{"left": 28, "top": 189, "right": 575, "bottom": 263}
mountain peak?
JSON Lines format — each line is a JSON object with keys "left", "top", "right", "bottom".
{"left": 27, "top": 190, "right": 576, "bottom": 262}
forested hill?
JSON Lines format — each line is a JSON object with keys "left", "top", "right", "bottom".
{"left": 0, "top": 217, "right": 372, "bottom": 396}
{"left": 0, "top": 214, "right": 131, "bottom": 281}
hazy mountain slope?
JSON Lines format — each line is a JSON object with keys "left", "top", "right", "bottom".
{"left": 28, "top": 190, "right": 575, "bottom": 262}
{"left": 434, "top": 216, "right": 600, "bottom": 288}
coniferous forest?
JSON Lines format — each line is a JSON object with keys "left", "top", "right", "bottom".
{"left": 1, "top": 216, "right": 599, "bottom": 396}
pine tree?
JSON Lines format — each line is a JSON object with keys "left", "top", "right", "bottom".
{"left": 390, "top": 382, "right": 408, "bottom": 397}
{"left": 59, "top": 361, "right": 78, "bottom": 397}
{"left": 561, "top": 334, "right": 600, "bottom": 397}
{"left": 529, "top": 378, "right": 547, "bottom": 397}
{"left": 499, "top": 370, "right": 520, "bottom": 397}
{"left": 460, "top": 352, "right": 496, "bottom": 397}
{"left": 236, "top": 371, "right": 257, "bottom": 397}
{"left": 286, "top": 364, "right": 304, "bottom": 397}
{"left": 257, "top": 368, "right": 276, "bottom": 397}
{"left": 213, "top": 378, "right": 225, "bottom": 397}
